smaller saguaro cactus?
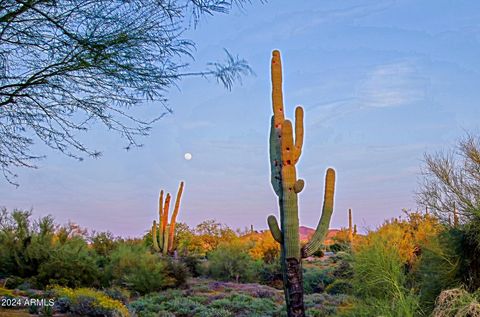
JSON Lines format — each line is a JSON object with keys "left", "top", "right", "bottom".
{"left": 348, "top": 209, "right": 353, "bottom": 243}
{"left": 151, "top": 181, "right": 185, "bottom": 255}
{"left": 353, "top": 224, "right": 357, "bottom": 237}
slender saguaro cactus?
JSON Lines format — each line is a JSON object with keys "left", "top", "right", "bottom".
{"left": 151, "top": 182, "right": 185, "bottom": 255}
{"left": 267, "top": 50, "right": 336, "bottom": 317}
{"left": 168, "top": 181, "right": 184, "bottom": 252}
{"left": 453, "top": 202, "right": 459, "bottom": 227}
{"left": 348, "top": 209, "right": 353, "bottom": 243}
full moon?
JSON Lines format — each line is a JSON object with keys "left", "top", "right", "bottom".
{"left": 184, "top": 152, "right": 192, "bottom": 160}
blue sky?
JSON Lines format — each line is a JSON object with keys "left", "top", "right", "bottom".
{"left": 2, "top": 0, "right": 480, "bottom": 237}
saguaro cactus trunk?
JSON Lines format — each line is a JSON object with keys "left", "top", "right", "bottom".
{"left": 267, "top": 50, "right": 337, "bottom": 317}
{"left": 348, "top": 209, "right": 353, "bottom": 243}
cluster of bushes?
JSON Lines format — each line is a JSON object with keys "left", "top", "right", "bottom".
{"left": 0, "top": 208, "right": 187, "bottom": 295}
{"left": 50, "top": 286, "right": 130, "bottom": 317}
{"left": 129, "top": 280, "right": 349, "bottom": 317}
{"left": 343, "top": 210, "right": 480, "bottom": 316}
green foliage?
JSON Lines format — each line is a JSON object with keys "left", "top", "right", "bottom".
{"left": 36, "top": 237, "right": 100, "bottom": 288}
{"left": 350, "top": 236, "right": 420, "bottom": 317}
{"left": 304, "top": 293, "right": 348, "bottom": 317}
{"left": 209, "top": 293, "right": 280, "bottom": 316}
{"left": 91, "top": 231, "right": 117, "bottom": 257}
{"left": 130, "top": 291, "right": 281, "bottom": 317}
{"left": 325, "top": 280, "right": 352, "bottom": 295}
{"left": 106, "top": 244, "right": 187, "bottom": 294}
{"left": 416, "top": 228, "right": 464, "bottom": 312}
{"left": 329, "top": 242, "right": 350, "bottom": 253}
{"left": 102, "top": 286, "right": 131, "bottom": 304}
{"left": 258, "top": 259, "right": 283, "bottom": 288}
{"left": 206, "top": 241, "right": 258, "bottom": 283}
{"left": 179, "top": 255, "right": 202, "bottom": 277}
{"left": 431, "top": 288, "right": 480, "bottom": 317}
{"left": 303, "top": 267, "right": 334, "bottom": 294}
{"left": 51, "top": 286, "right": 129, "bottom": 317}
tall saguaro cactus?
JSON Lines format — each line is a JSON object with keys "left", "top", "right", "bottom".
{"left": 151, "top": 181, "right": 185, "bottom": 255}
{"left": 267, "top": 50, "right": 336, "bottom": 317}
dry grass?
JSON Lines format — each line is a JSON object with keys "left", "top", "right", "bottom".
{"left": 432, "top": 288, "right": 480, "bottom": 317}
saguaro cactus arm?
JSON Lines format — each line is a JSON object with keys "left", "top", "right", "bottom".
{"left": 301, "top": 168, "right": 336, "bottom": 258}
{"left": 162, "top": 194, "right": 171, "bottom": 232}
{"left": 268, "top": 215, "right": 283, "bottom": 243}
{"left": 168, "top": 181, "right": 184, "bottom": 253}
{"left": 293, "top": 107, "right": 304, "bottom": 163}
{"left": 270, "top": 116, "right": 283, "bottom": 196}
{"left": 152, "top": 220, "right": 160, "bottom": 252}
{"left": 158, "top": 190, "right": 164, "bottom": 249}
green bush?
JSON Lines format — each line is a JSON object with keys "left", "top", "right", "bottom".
{"left": 36, "top": 237, "right": 100, "bottom": 288}
{"left": 206, "top": 241, "right": 258, "bottom": 283}
{"left": 51, "top": 286, "right": 129, "bottom": 317}
{"left": 350, "top": 236, "right": 420, "bottom": 317}
{"left": 179, "top": 255, "right": 202, "bottom": 277}
{"left": 325, "top": 280, "right": 352, "bottom": 295}
{"left": 106, "top": 244, "right": 187, "bottom": 294}
{"left": 102, "top": 286, "right": 131, "bottom": 304}
{"left": 303, "top": 267, "right": 334, "bottom": 294}
{"left": 129, "top": 289, "right": 284, "bottom": 317}
{"left": 258, "top": 260, "right": 282, "bottom": 288}
{"left": 416, "top": 228, "right": 464, "bottom": 312}
{"left": 304, "top": 293, "right": 348, "bottom": 316}
{"left": 431, "top": 288, "right": 480, "bottom": 317}
{"left": 209, "top": 293, "right": 280, "bottom": 317}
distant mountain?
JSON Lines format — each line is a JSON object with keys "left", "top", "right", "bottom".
{"left": 299, "top": 226, "right": 341, "bottom": 245}
{"left": 260, "top": 226, "right": 342, "bottom": 245}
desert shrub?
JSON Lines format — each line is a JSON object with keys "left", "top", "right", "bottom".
{"left": 106, "top": 245, "right": 187, "bottom": 294}
{"left": 103, "top": 286, "right": 131, "bottom": 304}
{"left": 351, "top": 235, "right": 420, "bottom": 317}
{"left": 258, "top": 260, "right": 283, "bottom": 288}
{"left": 209, "top": 293, "right": 280, "bottom": 316}
{"left": 303, "top": 267, "right": 334, "bottom": 294}
{"left": 332, "top": 260, "right": 353, "bottom": 280}
{"left": 0, "top": 286, "right": 14, "bottom": 296}
{"left": 418, "top": 135, "right": 480, "bottom": 282}
{"left": 304, "top": 293, "right": 348, "bottom": 316}
{"left": 206, "top": 241, "right": 258, "bottom": 283}
{"left": 325, "top": 280, "right": 352, "bottom": 295}
{"left": 0, "top": 209, "right": 56, "bottom": 278}
{"left": 128, "top": 291, "right": 182, "bottom": 316}
{"left": 179, "top": 255, "right": 202, "bottom": 277}
{"left": 242, "top": 231, "right": 280, "bottom": 264}
{"left": 130, "top": 292, "right": 235, "bottom": 317}
{"left": 431, "top": 288, "right": 480, "bottom": 317}
{"left": 36, "top": 237, "right": 100, "bottom": 288}
{"left": 158, "top": 297, "right": 208, "bottom": 316}
{"left": 51, "top": 286, "right": 129, "bottom": 317}
{"left": 130, "top": 288, "right": 283, "bottom": 317}
{"left": 91, "top": 231, "right": 117, "bottom": 257}
{"left": 416, "top": 228, "right": 464, "bottom": 311}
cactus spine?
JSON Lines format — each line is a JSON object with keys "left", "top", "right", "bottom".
{"left": 151, "top": 182, "right": 184, "bottom": 255}
{"left": 267, "top": 50, "right": 336, "bottom": 317}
